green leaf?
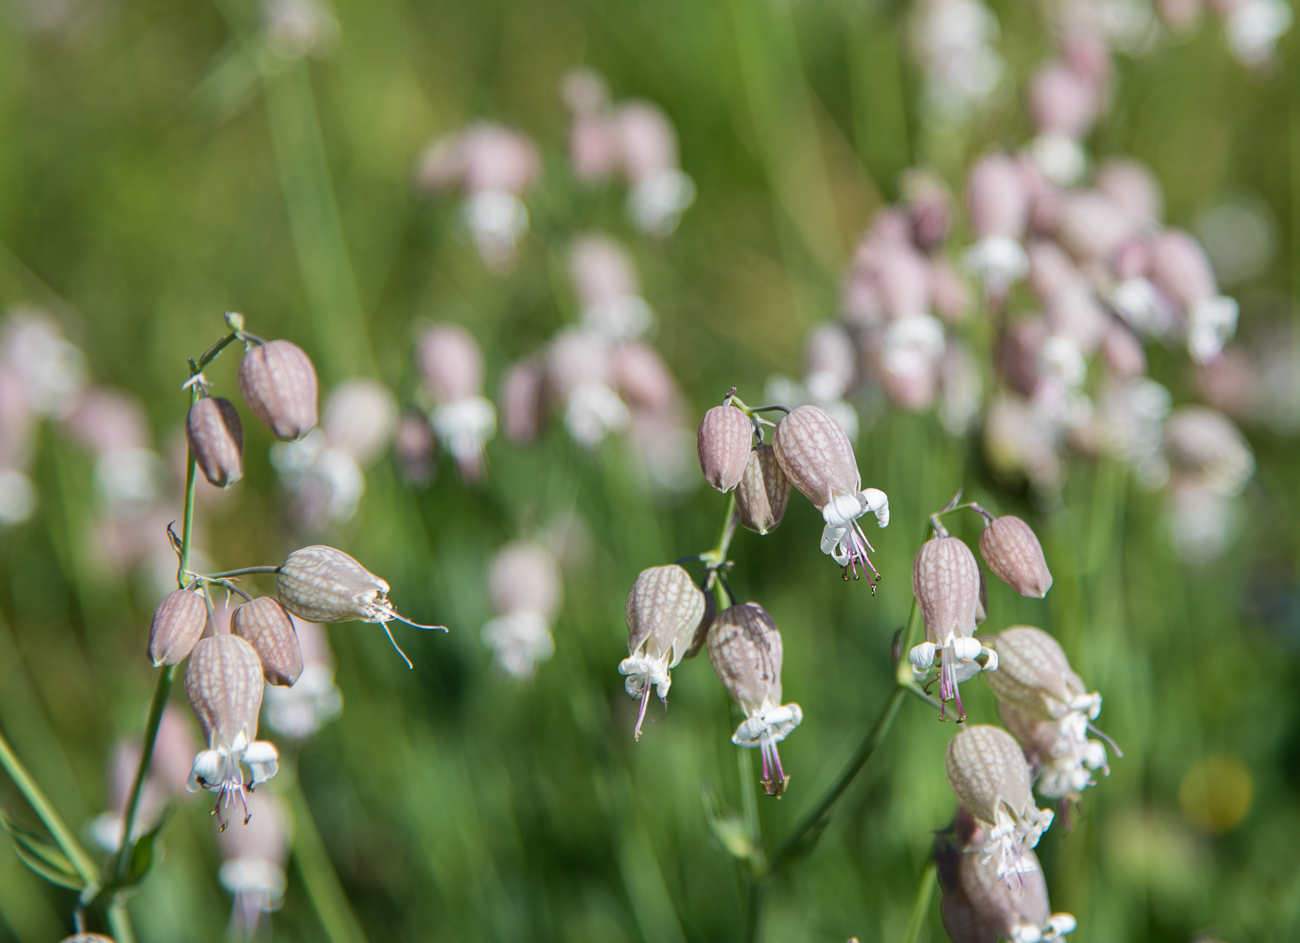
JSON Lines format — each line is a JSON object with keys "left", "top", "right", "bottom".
{"left": 103, "top": 807, "right": 170, "bottom": 891}
{"left": 700, "top": 784, "right": 752, "bottom": 861}
{"left": 0, "top": 808, "right": 85, "bottom": 890}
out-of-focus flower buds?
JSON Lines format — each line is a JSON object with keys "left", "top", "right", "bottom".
{"left": 186, "top": 396, "right": 244, "bottom": 488}
{"left": 321, "top": 379, "right": 398, "bottom": 467}
{"left": 184, "top": 635, "right": 280, "bottom": 828}
{"left": 901, "top": 169, "right": 953, "bottom": 252}
{"left": 1096, "top": 159, "right": 1163, "bottom": 228}
{"left": 707, "top": 603, "right": 803, "bottom": 797}
{"left": 697, "top": 404, "right": 752, "bottom": 492}
{"left": 238, "top": 340, "right": 319, "bottom": 441}
{"left": 488, "top": 541, "right": 563, "bottom": 621}
{"left": 59, "top": 936, "right": 116, "bottom": 943}
{"left": 773, "top": 405, "right": 888, "bottom": 579}
{"left": 277, "top": 545, "right": 443, "bottom": 666}
{"left": 149, "top": 588, "right": 208, "bottom": 667}
{"left": 1055, "top": 191, "right": 1133, "bottom": 265}
{"left": 232, "top": 597, "right": 304, "bottom": 687}
{"left": 735, "top": 445, "right": 791, "bottom": 535}
{"left": 909, "top": 535, "right": 994, "bottom": 718}
{"left": 1164, "top": 406, "right": 1254, "bottom": 496}
{"left": 219, "top": 789, "right": 292, "bottom": 936}
{"left": 942, "top": 844, "right": 1078, "bottom": 943}
{"left": 966, "top": 155, "right": 1031, "bottom": 240}
{"left": 500, "top": 361, "right": 544, "bottom": 444}
{"left": 619, "top": 564, "right": 706, "bottom": 739}
{"left": 418, "top": 324, "right": 483, "bottom": 405}
{"left": 945, "top": 724, "right": 1054, "bottom": 876}
{"left": 263, "top": 621, "right": 343, "bottom": 739}
{"left": 978, "top": 515, "right": 1053, "bottom": 598}
{"left": 394, "top": 412, "right": 436, "bottom": 486}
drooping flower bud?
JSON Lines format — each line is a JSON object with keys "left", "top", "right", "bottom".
{"left": 735, "top": 445, "right": 790, "bottom": 535}
{"left": 186, "top": 396, "right": 244, "bottom": 488}
{"left": 964, "top": 156, "right": 1032, "bottom": 291}
{"left": 941, "top": 843, "right": 1078, "bottom": 943}
{"left": 148, "top": 588, "right": 208, "bottom": 667}
{"left": 697, "top": 404, "right": 752, "bottom": 492}
{"left": 417, "top": 324, "right": 484, "bottom": 405}
{"left": 321, "top": 379, "right": 399, "bottom": 467}
{"left": 237, "top": 340, "right": 318, "bottom": 442}
{"left": 184, "top": 635, "right": 280, "bottom": 829}
{"left": 500, "top": 361, "right": 544, "bottom": 444}
{"left": 707, "top": 603, "right": 803, "bottom": 797}
{"left": 772, "top": 405, "right": 888, "bottom": 581}
{"left": 482, "top": 541, "right": 564, "bottom": 680}
{"left": 979, "top": 516, "right": 1053, "bottom": 598}
{"left": 985, "top": 626, "right": 1112, "bottom": 799}
{"left": 231, "top": 597, "right": 304, "bottom": 687}
{"left": 276, "top": 545, "right": 445, "bottom": 667}
{"left": 945, "top": 724, "right": 1054, "bottom": 877}
{"left": 618, "top": 564, "right": 706, "bottom": 739}
{"left": 1163, "top": 406, "right": 1254, "bottom": 496}
{"left": 909, "top": 536, "right": 996, "bottom": 719}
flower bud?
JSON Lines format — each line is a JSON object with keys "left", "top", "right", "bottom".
{"left": 984, "top": 626, "right": 1088, "bottom": 721}
{"left": 1096, "top": 158, "right": 1163, "bottom": 228}
{"left": 394, "top": 411, "right": 435, "bottom": 485}
{"left": 1029, "top": 63, "right": 1099, "bottom": 138}
{"left": 1150, "top": 229, "right": 1217, "bottom": 309}
{"left": 488, "top": 541, "right": 562, "bottom": 620}
{"left": 707, "top": 602, "right": 803, "bottom": 796}
{"left": 944, "top": 845, "right": 1078, "bottom": 943}
{"left": 186, "top": 635, "right": 266, "bottom": 750}
{"left": 276, "top": 545, "right": 389, "bottom": 624}
{"left": 500, "top": 361, "right": 544, "bottom": 444}
{"left": 1055, "top": 191, "right": 1133, "bottom": 264}
{"left": 979, "top": 516, "right": 1053, "bottom": 598}
{"left": 149, "top": 588, "right": 208, "bottom": 667}
{"left": 231, "top": 597, "right": 304, "bottom": 687}
{"left": 966, "top": 155, "right": 1031, "bottom": 241}
{"left": 913, "top": 536, "right": 980, "bottom": 644}
{"left": 321, "top": 379, "right": 399, "bottom": 466}
{"left": 612, "top": 342, "right": 677, "bottom": 411}
{"left": 186, "top": 397, "right": 244, "bottom": 488}
{"left": 417, "top": 324, "right": 484, "bottom": 404}
{"left": 735, "top": 445, "right": 790, "bottom": 535}
{"left": 697, "top": 404, "right": 752, "bottom": 492}
{"left": 945, "top": 724, "right": 1054, "bottom": 877}
{"left": 1164, "top": 406, "right": 1254, "bottom": 495}
{"left": 619, "top": 564, "right": 706, "bottom": 738}
{"left": 771, "top": 404, "right": 860, "bottom": 509}
{"left": 1100, "top": 321, "right": 1148, "bottom": 380}
{"left": 238, "top": 340, "right": 319, "bottom": 441}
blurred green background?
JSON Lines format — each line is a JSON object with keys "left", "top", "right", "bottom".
{"left": 2, "top": 0, "right": 1300, "bottom": 940}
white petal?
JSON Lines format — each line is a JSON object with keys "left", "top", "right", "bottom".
{"left": 861, "top": 488, "right": 889, "bottom": 527}
{"left": 909, "top": 642, "right": 936, "bottom": 671}
{"left": 188, "top": 749, "right": 222, "bottom": 793}
{"left": 822, "top": 492, "right": 865, "bottom": 527}
{"left": 951, "top": 636, "right": 982, "bottom": 662}
{"left": 243, "top": 741, "right": 280, "bottom": 785}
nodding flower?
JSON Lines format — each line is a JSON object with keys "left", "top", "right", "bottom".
{"left": 984, "top": 626, "right": 1116, "bottom": 800}
{"left": 771, "top": 405, "right": 889, "bottom": 586}
{"left": 706, "top": 603, "right": 803, "bottom": 797}
{"left": 945, "top": 725, "right": 1055, "bottom": 879}
{"left": 184, "top": 636, "right": 280, "bottom": 831}
{"left": 938, "top": 812, "right": 1078, "bottom": 943}
{"left": 909, "top": 535, "right": 998, "bottom": 720}
{"left": 618, "top": 565, "right": 706, "bottom": 740}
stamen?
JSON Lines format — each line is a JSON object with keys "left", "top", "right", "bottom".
{"left": 634, "top": 685, "right": 651, "bottom": 741}
{"left": 1087, "top": 722, "right": 1124, "bottom": 758}
{"left": 382, "top": 624, "right": 415, "bottom": 670}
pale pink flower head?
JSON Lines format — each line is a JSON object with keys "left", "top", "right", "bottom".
{"left": 1150, "top": 229, "right": 1218, "bottom": 309}
{"left": 1096, "top": 159, "right": 1163, "bottom": 229}
{"left": 612, "top": 342, "right": 678, "bottom": 413}
{"left": 1045, "top": 284, "right": 1109, "bottom": 355}
{"left": 615, "top": 101, "right": 679, "bottom": 183}
{"left": 901, "top": 168, "right": 954, "bottom": 252}
{"left": 570, "top": 235, "right": 640, "bottom": 310}
{"left": 1029, "top": 62, "right": 1099, "bottom": 138}
{"left": 966, "top": 155, "right": 1032, "bottom": 241}
{"left": 876, "top": 241, "right": 933, "bottom": 320}
{"left": 62, "top": 388, "right": 150, "bottom": 456}
{"left": 930, "top": 259, "right": 973, "bottom": 323}
{"left": 394, "top": 412, "right": 436, "bottom": 485}
{"left": 803, "top": 324, "right": 857, "bottom": 402}
{"left": 561, "top": 67, "right": 610, "bottom": 117}
{"left": 321, "top": 379, "right": 398, "bottom": 467}
{"left": 1158, "top": 0, "right": 1204, "bottom": 32}
{"left": 1100, "top": 321, "right": 1147, "bottom": 380}
{"left": 1027, "top": 240, "right": 1083, "bottom": 302}
{"left": 458, "top": 123, "right": 541, "bottom": 196}
{"left": 1054, "top": 191, "right": 1134, "bottom": 264}
{"left": 499, "top": 360, "right": 545, "bottom": 445}
{"left": 418, "top": 324, "right": 484, "bottom": 404}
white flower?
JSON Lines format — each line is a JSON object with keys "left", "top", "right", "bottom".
{"left": 1226, "top": 0, "right": 1293, "bottom": 66}
{"left": 95, "top": 448, "right": 164, "bottom": 515}
{"left": 1034, "top": 702, "right": 1111, "bottom": 799}
{"left": 463, "top": 190, "right": 530, "bottom": 267}
{"left": 186, "top": 730, "right": 279, "bottom": 829}
{"left": 909, "top": 635, "right": 999, "bottom": 716}
{"left": 1029, "top": 133, "right": 1087, "bottom": 187}
{"left": 626, "top": 169, "right": 695, "bottom": 237}
{"left": 964, "top": 236, "right": 1030, "bottom": 290}
{"left": 430, "top": 395, "right": 497, "bottom": 475}
{"left": 820, "top": 488, "right": 890, "bottom": 578}
{"left": 581, "top": 295, "right": 655, "bottom": 343}
{"left": 564, "top": 382, "right": 630, "bottom": 447}
{"left": 482, "top": 610, "right": 555, "bottom": 679}
{"left": 0, "top": 469, "right": 36, "bottom": 526}
{"left": 1186, "top": 295, "right": 1239, "bottom": 365}
{"left": 732, "top": 699, "right": 803, "bottom": 795}
{"left": 219, "top": 857, "right": 287, "bottom": 909}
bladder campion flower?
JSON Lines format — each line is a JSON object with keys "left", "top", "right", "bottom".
{"left": 184, "top": 636, "right": 280, "bottom": 830}
{"left": 771, "top": 405, "right": 888, "bottom": 583}
{"left": 946, "top": 724, "right": 1054, "bottom": 877}
{"left": 276, "top": 545, "right": 446, "bottom": 669}
{"left": 909, "top": 536, "right": 998, "bottom": 719}
{"left": 706, "top": 603, "right": 803, "bottom": 797}
{"left": 618, "top": 564, "right": 706, "bottom": 740}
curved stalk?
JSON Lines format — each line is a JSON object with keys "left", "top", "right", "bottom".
{"left": 0, "top": 728, "right": 98, "bottom": 884}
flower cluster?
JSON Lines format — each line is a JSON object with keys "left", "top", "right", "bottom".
{"left": 481, "top": 540, "right": 564, "bottom": 679}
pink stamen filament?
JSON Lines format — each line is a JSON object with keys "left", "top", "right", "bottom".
{"left": 938, "top": 648, "right": 965, "bottom": 722}
{"left": 634, "top": 685, "right": 651, "bottom": 741}
{"left": 839, "top": 524, "right": 880, "bottom": 595}
{"left": 759, "top": 736, "right": 788, "bottom": 797}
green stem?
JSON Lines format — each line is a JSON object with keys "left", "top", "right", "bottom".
{"left": 740, "top": 877, "right": 763, "bottom": 943}
{"left": 767, "top": 683, "right": 907, "bottom": 875}
{"left": 902, "top": 861, "right": 937, "bottom": 943}
{"left": 737, "top": 747, "right": 764, "bottom": 872}
{"left": 110, "top": 666, "right": 176, "bottom": 886}
{"left": 198, "top": 565, "right": 281, "bottom": 579}
{"left": 106, "top": 900, "right": 136, "bottom": 943}
{"left": 0, "top": 728, "right": 98, "bottom": 884}
{"left": 704, "top": 492, "right": 740, "bottom": 567}
{"left": 286, "top": 774, "right": 370, "bottom": 943}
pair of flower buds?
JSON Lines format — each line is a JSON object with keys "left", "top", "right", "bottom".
{"left": 909, "top": 514, "right": 1054, "bottom": 718}
{"left": 149, "top": 545, "right": 437, "bottom": 827}
{"left": 186, "top": 336, "right": 320, "bottom": 489}
{"left": 698, "top": 402, "right": 889, "bottom": 579}
{"left": 936, "top": 805, "right": 1076, "bottom": 943}
{"left": 618, "top": 565, "right": 801, "bottom": 795}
